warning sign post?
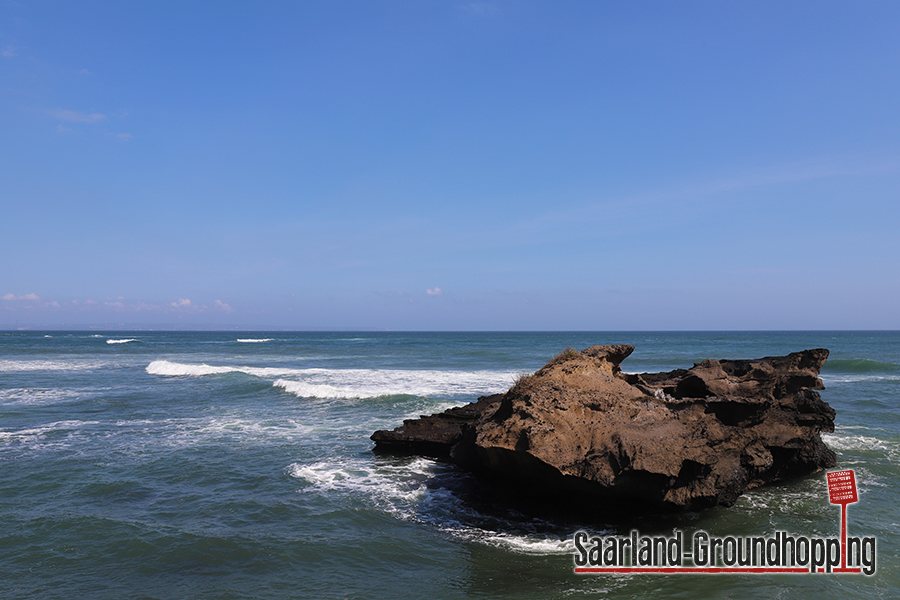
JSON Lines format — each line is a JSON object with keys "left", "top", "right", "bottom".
{"left": 826, "top": 469, "right": 858, "bottom": 570}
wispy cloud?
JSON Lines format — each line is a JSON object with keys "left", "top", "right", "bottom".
{"left": 214, "top": 300, "right": 233, "bottom": 313}
{"left": 3, "top": 294, "right": 236, "bottom": 318}
{"left": 81, "top": 297, "right": 232, "bottom": 314}
{"left": 168, "top": 298, "right": 230, "bottom": 313}
{"left": 426, "top": 287, "right": 443, "bottom": 296}
{"left": 49, "top": 108, "right": 105, "bottom": 124}
{"left": 2, "top": 293, "right": 60, "bottom": 310}
{"left": 2, "top": 44, "right": 17, "bottom": 58}
{"left": 3, "top": 292, "right": 41, "bottom": 301}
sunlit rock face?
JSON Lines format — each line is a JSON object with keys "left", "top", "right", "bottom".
{"left": 372, "top": 345, "right": 836, "bottom": 511}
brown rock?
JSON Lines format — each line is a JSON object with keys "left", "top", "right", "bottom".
{"left": 371, "top": 345, "right": 836, "bottom": 511}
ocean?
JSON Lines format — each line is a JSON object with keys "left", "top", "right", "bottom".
{"left": 1, "top": 331, "right": 897, "bottom": 599}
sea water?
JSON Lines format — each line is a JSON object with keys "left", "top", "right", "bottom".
{"left": 0, "top": 331, "right": 897, "bottom": 598}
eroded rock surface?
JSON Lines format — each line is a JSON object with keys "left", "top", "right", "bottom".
{"left": 371, "top": 345, "right": 836, "bottom": 511}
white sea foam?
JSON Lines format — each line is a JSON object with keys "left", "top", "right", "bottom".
{"left": 0, "top": 420, "right": 101, "bottom": 449}
{"left": 107, "top": 338, "right": 137, "bottom": 344}
{"left": 735, "top": 480, "right": 827, "bottom": 514}
{"left": 210, "top": 417, "right": 314, "bottom": 440}
{"left": 0, "top": 359, "right": 110, "bottom": 372}
{"left": 146, "top": 360, "right": 244, "bottom": 377}
{"left": 0, "top": 387, "right": 92, "bottom": 406}
{"left": 288, "top": 458, "right": 578, "bottom": 555}
{"left": 146, "top": 416, "right": 317, "bottom": 448}
{"left": 274, "top": 368, "right": 517, "bottom": 399}
{"left": 147, "top": 360, "right": 517, "bottom": 399}
{"left": 0, "top": 414, "right": 318, "bottom": 455}
{"left": 274, "top": 380, "right": 365, "bottom": 399}
{"left": 821, "top": 374, "right": 900, "bottom": 384}
{"left": 287, "top": 457, "right": 434, "bottom": 508}
{"left": 146, "top": 360, "right": 303, "bottom": 378}
{"left": 442, "top": 526, "right": 574, "bottom": 555}
{"left": 822, "top": 432, "right": 900, "bottom": 461}
{"left": 237, "top": 338, "right": 274, "bottom": 343}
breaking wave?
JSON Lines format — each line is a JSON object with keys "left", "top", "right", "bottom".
{"left": 147, "top": 360, "right": 517, "bottom": 399}
{"left": 147, "top": 360, "right": 244, "bottom": 377}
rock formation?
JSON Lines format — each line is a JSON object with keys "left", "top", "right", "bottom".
{"left": 371, "top": 345, "right": 836, "bottom": 511}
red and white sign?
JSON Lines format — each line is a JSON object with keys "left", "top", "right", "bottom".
{"left": 827, "top": 469, "right": 858, "bottom": 505}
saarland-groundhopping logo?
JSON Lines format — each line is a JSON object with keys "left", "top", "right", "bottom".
{"left": 573, "top": 469, "right": 876, "bottom": 575}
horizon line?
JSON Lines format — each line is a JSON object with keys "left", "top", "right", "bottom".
{"left": 3, "top": 327, "right": 899, "bottom": 333}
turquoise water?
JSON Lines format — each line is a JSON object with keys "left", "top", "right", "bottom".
{"left": 1, "top": 331, "right": 897, "bottom": 598}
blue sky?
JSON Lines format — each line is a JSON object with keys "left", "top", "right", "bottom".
{"left": 2, "top": 1, "right": 899, "bottom": 330}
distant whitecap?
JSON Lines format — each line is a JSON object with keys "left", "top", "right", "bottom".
{"left": 146, "top": 360, "right": 240, "bottom": 377}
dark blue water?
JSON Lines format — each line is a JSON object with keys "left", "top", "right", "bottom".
{"left": 1, "top": 331, "right": 897, "bottom": 598}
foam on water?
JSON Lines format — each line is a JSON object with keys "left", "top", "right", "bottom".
{"left": 236, "top": 338, "right": 274, "bottom": 343}
{"left": 288, "top": 457, "right": 579, "bottom": 556}
{"left": 2, "top": 411, "right": 323, "bottom": 457}
{"left": 441, "top": 526, "right": 574, "bottom": 555}
{"left": 821, "top": 373, "right": 900, "bottom": 384}
{"left": 110, "top": 414, "right": 320, "bottom": 443}
{"left": 107, "top": 338, "right": 138, "bottom": 344}
{"left": 149, "top": 416, "right": 318, "bottom": 448}
{"left": 0, "top": 387, "right": 96, "bottom": 406}
{"left": 146, "top": 360, "right": 307, "bottom": 378}
{"left": 273, "top": 368, "right": 517, "bottom": 399}
{"left": 822, "top": 431, "right": 900, "bottom": 461}
{"left": 287, "top": 457, "right": 433, "bottom": 509}
{"left": 147, "top": 360, "right": 245, "bottom": 377}
{"left": 734, "top": 477, "right": 828, "bottom": 513}
{"left": 274, "top": 379, "right": 377, "bottom": 399}
{"left": 0, "top": 420, "right": 101, "bottom": 450}
{"left": 148, "top": 360, "right": 517, "bottom": 399}
{"left": 0, "top": 359, "right": 111, "bottom": 372}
